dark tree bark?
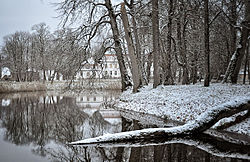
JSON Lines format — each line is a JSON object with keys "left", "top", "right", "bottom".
{"left": 191, "top": 50, "right": 198, "bottom": 84}
{"left": 243, "top": 42, "right": 249, "bottom": 84}
{"left": 230, "top": 0, "right": 237, "bottom": 55}
{"left": 152, "top": 0, "right": 161, "bottom": 88}
{"left": 162, "top": 0, "right": 174, "bottom": 85}
{"left": 204, "top": 0, "right": 210, "bottom": 87}
{"left": 176, "top": 1, "right": 189, "bottom": 85}
{"left": 146, "top": 52, "right": 153, "bottom": 82}
{"left": 248, "top": 60, "right": 250, "bottom": 84}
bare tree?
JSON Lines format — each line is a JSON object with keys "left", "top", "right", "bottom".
{"left": 32, "top": 23, "right": 50, "bottom": 83}
{"left": 204, "top": 0, "right": 210, "bottom": 87}
{"left": 162, "top": 0, "right": 174, "bottom": 85}
{"left": 152, "top": 0, "right": 161, "bottom": 88}
{"left": 49, "top": 28, "right": 86, "bottom": 83}
{"left": 2, "top": 32, "right": 31, "bottom": 81}
{"left": 120, "top": 2, "right": 142, "bottom": 92}
{"left": 174, "top": 0, "right": 189, "bottom": 85}
{"left": 105, "top": 0, "right": 132, "bottom": 91}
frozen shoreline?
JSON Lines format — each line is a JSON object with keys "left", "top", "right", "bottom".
{"left": 115, "top": 83, "right": 250, "bottom": 136}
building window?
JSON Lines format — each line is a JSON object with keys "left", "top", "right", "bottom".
{"left": 110, "top": 64, "right": 112, "bottom": 68}
{"left": 87, "top": 72, "right": 90, "bottom": 76}
{"left": 110, "top": 71, "right": 112, "bottom": 76}
{"left": 115, "top": 71, "right": 117, "bottom": 75}
{"left": 93, "top": 96, "right": 96, "bottom": 101}
{"left": 105, "top": 71, "right": 108, "bottom": 75}
{"left": 87, "top": 97, "right": 89, "bottom": 101}
{"left": 115, "top": 64, "right": 118, "bottom": 68}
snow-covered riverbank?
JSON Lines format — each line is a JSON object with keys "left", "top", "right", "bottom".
{"left": 115, "top": 83, "right": 250, "bottom": 135}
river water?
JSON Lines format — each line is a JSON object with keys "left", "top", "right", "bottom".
{"left": 0, "top": 91, "right": 249, "bottom": 162}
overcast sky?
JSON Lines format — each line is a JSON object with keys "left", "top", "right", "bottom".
{"left": 0, "top": 0, "right": 60, "bottom": 46}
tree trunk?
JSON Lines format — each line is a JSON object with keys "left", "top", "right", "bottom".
{"left": 146, "top": 52, "right": 153, "bottom": 83}
{"left": 230, "top": 0, "right": 237, "bottom": 56}
{"left": 152, "top": 0, "right": 161, "bottom": 88}
{"left": 120, "top": 3, "right": 142, "bottom": 92}
{"left": 204, "top": 0, "right": 210, "bottom": 87}
{"left": 182, "top": 12, "right": 189, "bottom": 85}
{"left": 105, "top": 0, "right": 132, "bottom": 91}
{"left": 128, "top": 2, "right": 148, "bottom": 85}
{"left": 222, "top": 50, "right": 239, "bottom": 83}
{"left": 191, "top": 50, "right": 198, "bottom": 84}
{"left": 176, "top": 3, "right": 189, "bottom": 85}
{"left": 243, "top": 42, "right": 249, "bottom": 84}
{"left": 248, "top": 59, "right": 250, "bottom": 84}
{"left": 163, "top": 0, "right": 174, "bottom": 85}
{"left": 223, "top": 0, "right": 250, "bottom": 84}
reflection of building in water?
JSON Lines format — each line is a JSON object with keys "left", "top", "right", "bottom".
{"left": 76, "top": 94, "right": 116, "bottom": 108}
{"left": 39, "top": 96, "right": 64, "bottom": 104}
{"left": 23, "top": 92, "right": 122, "bottom": 124}
{"left": 99, "top": 109, "right": 121, "bottom": 125}
{"left": 1, "top": 99, "right": 11, "bottom": 106}
{"left": 76, "top": 92, "right": 121, "bottom": 124}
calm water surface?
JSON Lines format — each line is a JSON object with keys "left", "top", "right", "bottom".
{"left": 0, "top": 91, "right": 249, "bottom": 162}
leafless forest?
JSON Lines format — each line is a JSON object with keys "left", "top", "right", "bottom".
{"left": 1, "top": 0, "right": 249, "bottom": 92}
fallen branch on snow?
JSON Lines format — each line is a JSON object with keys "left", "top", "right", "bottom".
{"left": 69, "top": 97, "right": 250, "bottom": 145}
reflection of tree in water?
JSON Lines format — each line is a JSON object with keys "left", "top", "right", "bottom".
{"left": 107, "top": 119, "right": 246, "bottom": 162}
{"left": 46, "top": 110, "right": 123, "bottom": 162}
{"left": 122, "top": 143, "right": 225, "bottom": 162}
{"left": 1, "top": 97, "right": 87, "bottom": 144}
{"left": 0, "top": 95, "right": 123, "bottom": 161}
{"left": 1, "top": 97, "right": 49, "bottom": 145}
{"left": 0, "top": 96, "right": 89, "bottom": 159}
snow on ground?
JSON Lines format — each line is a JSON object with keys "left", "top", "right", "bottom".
{"left": 226, "top": 118, "right": 250, "bottom": 135}
{"left": 115, "top": 83, "right": 250, "bottom": 135}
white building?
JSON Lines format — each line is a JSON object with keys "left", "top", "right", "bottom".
{"left": 76, "top": 54, "right": 121, "bottom": 80}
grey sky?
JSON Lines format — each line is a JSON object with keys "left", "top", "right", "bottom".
{"left": 0, "top": 0, "right": 60, "bottom": 46}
